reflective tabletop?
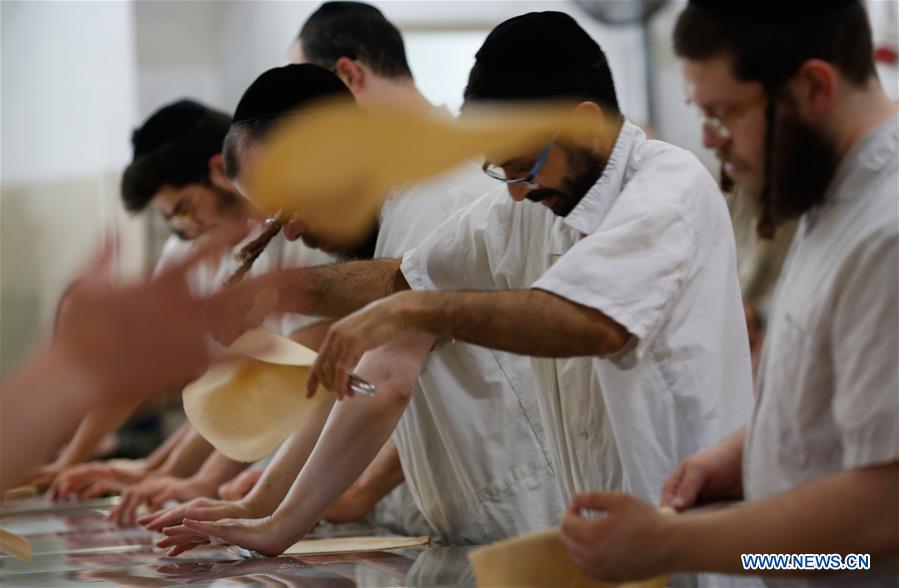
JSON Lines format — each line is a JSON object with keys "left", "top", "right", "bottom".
{"left": 1, "top": 497, "right": 475, "bottom": 587}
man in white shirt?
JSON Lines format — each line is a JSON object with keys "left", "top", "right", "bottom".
{"left": 183, "top": 15, "right": 752, "bottom": 576}
{"left": 44, "top": 100, "right": 250, "bottom": 500}
{"left": 558, "top": 1, "right": 899, "bottom": 586}
{"left": 152, "top": 5, "right": 561, "bottom": 553}
{"left": 306, "top": 11, "right": 754, "bottom": 507}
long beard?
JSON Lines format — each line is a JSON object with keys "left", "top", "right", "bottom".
{"left": 756, "top": 96, "right": 839, "bottom": 238}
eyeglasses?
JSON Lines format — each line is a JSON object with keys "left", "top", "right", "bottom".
{"left": 482, "top": 136, "right": 556, "bottom": 189}
{"left": 686, "top": 93, "right": 766, "bottom": 140}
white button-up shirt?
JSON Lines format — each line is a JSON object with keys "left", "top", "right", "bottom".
{"left": 378, "top": 148, "right": 564, "bottom": 544}
{"left": 155, "top": 234, "right": 225, "bottom": 296}
{"left": 211, "top": 225, "right": 335, "bottom": 337}
{"left": 744, "top": 115, "right": 899, "bottom": 588}
{"left": 402, "top": 120, "right": 754, "bottom": 505}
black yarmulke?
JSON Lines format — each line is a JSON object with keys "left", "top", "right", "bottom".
{"left": 232, "top": 64, "right": 352, "bottom": 125}
{"left": 131, "top": 99, "right": 208, "bottom": 160}
{"left": 688, "top": 0, "right": 859, "bottom": 22}
{"left": 475, "top": 12, "right": 600, "bottom": 78}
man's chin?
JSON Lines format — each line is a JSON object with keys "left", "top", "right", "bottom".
{"left": 724, "top": 166, "right": 762, "bottom": 197}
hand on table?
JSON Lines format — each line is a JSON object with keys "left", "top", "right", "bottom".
{"left": 175, "top": 515, "right": 298, "bottom": 557}
{"left": 660, "top": 440, "right": 743, "bottom": 511}
{"left": 28, "top": 463, "right": 64, "bottom": 493}
{"left": 107, "top": 475, "right": 217, "bottom": 527}
{"left": 560, "top": 492, "right": 674, "bottom": 582}
{"left": 142, "top": 497, "right": 263, "bottom": 556}
{"left": 218, "top": 467, "right": 262, "bottom": 501}
{"left": 49, "top": 461, "right": 147, "bottom": 501}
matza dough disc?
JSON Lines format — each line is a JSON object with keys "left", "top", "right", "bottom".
{"left": 183, "top": 329, "right": 330, "bottom": 462}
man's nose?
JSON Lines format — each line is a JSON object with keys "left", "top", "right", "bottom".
{"left": 506, "top": 183, "right": 529, "bottom": 202}
{"left": 702, "top": 124, "right": 730, "bottom": 150}
{"left": 284, "top": 220, "right": 308, "bottom": 241}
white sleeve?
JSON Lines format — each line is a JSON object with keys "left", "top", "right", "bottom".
{"left": 152, "top": 235, "right": 192, "bottom": 277}
{"left": 831, "top": 229, "right": 899, "bottom": 469}
{"left": 401, "top": 187, "right": 529, "bottom": 292}
{"left": 532, "top": 200, "right": 698, "bottom": 359}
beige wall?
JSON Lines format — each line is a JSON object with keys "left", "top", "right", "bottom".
{"left": 1, "top": 1, "right": 142, "bottom": 378}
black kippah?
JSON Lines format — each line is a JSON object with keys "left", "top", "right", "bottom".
{"left": 131, "top": 99, "right": 208, "bottom": 160}
{"left": 688, "top": 0, "right": 859, "bottom": 22}
{"left": 475, "top": 12, "right": 600, "bottom": 78}
{"left": 232, "top": 64, "right": 353, "bottom": 125}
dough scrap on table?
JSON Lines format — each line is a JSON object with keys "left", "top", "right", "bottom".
{"left": 282, "top": 535, "right": 430, "bottom": 556}
{"left": 0, "top": 528, "right": 32, "bottom": 562}
{"left": 2, "top": 485, "right": 38, "bottom": 501}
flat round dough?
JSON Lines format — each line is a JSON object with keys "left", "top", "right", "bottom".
{"left": 252, "top": 101, "right": 601, "bottom": 244}
{"left": 183, "top": 329, "right": 331, "bottom": 463}
{"left": 468, "top": 527, "right": 670, "bottom": 588}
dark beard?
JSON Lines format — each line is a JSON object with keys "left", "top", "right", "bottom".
{"left": 525, "top": 147, "right": 604, "bottom": 217}
{"left": 212, "top": 185, "right": 243, "bottom": 214}
{"left": 756, "top": 95, "right": 839, "bottom": 238}
{"left": 303, "top": 222, "right": 380, "bottom": 261}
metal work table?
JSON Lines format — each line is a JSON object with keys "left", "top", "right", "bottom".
{"left": 1, "top": 496, "right": 475, "bottom": 586}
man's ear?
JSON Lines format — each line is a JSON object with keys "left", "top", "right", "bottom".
{"left": 334, "top": 56, "right": 364, "bottom": 93}
{"left": 791, "top": 59, "right": 837, "bottom": 122}
{"left": 573, "top": 101, "right": 610, "bottom": 154}
{"left": 208, "top": 153, "right": 232, "bottom": 191}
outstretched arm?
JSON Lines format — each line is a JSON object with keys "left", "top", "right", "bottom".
{"left": 323, "top": 438, "right": 405, "bottom": 524}
{"left": 561, "top": 462, "right": 899, "bottom": 580}
{"left": 180, "top": 332, "right": 433, "bottom": 555}
{"left": 207, "top": 259, "right": 408, "bottom": 345}
{"left": 312, "top": 288, "right": 630, "bottom": 395}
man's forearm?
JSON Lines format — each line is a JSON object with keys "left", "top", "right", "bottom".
{"left": 273, "top": 259, "right": 407, "bottom": 318}
{"left": 155, "top": 427, "right": 213, "bottom": 478}
{"left": 1, "top": 346, "right": 95, "bottom": 491}
{"left": 243, "top": 397, "right": 336, "bottom": 515}
{"left": 270, "top": 334, "right": 431, "bottom": 544}
{"left": 353, "top": 438, "right": 405, "bottom": 507}
{"left": 56, "top": 400, "right": 143, "bottom": 467}
{"left": 144, "top": 422, "right": 191, "bottom": 472}
{"left": 408, "top": 289, "right": 629, "bottom": 357}
{"left": 664, "top": 462, "right": 899, "bottom": 575}
{"left": 192, "top": 451, "right": 249, "bottom": 490}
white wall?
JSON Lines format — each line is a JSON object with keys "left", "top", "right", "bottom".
{"left": 1, "top": 2, "right": 138, "bottom": 186}
{"left": 133, "top": 1, "right": 650, "bottom": 120}
{"left": 1, "top": 1, "right": 141, "bottom": 375}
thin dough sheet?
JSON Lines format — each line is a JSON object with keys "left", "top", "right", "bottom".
{"left": 468, "top": 527, "right": 670, "bottom": 588}
{"left": 283, "top": 535, "right": 430, "bottom": 556}
{"left": 183, "top": 328, "right": 330, "bottom": 462}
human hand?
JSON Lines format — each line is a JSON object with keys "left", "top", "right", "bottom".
{"left": 560, "top": 492, "right": 676, "bottom": 582}
{"left": 107, "top": 475, "right": 217, "bottom": 527}
{"left": 175, "top": 515, "right": 299, "bottom": 557}
{"left": 49, "top": 461, "right": 147, "bottom": 501}
{"left": 54, "top": 234, "right": 235, "bottom": 405}
{"left": 309, "top": 292, "right": 420, "bottom": 398}
{"left": 660, "top": 437, "right": 744, "bottom": 510}
{"left": 141, "top": 496, "right": 263, "bottom": 556}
